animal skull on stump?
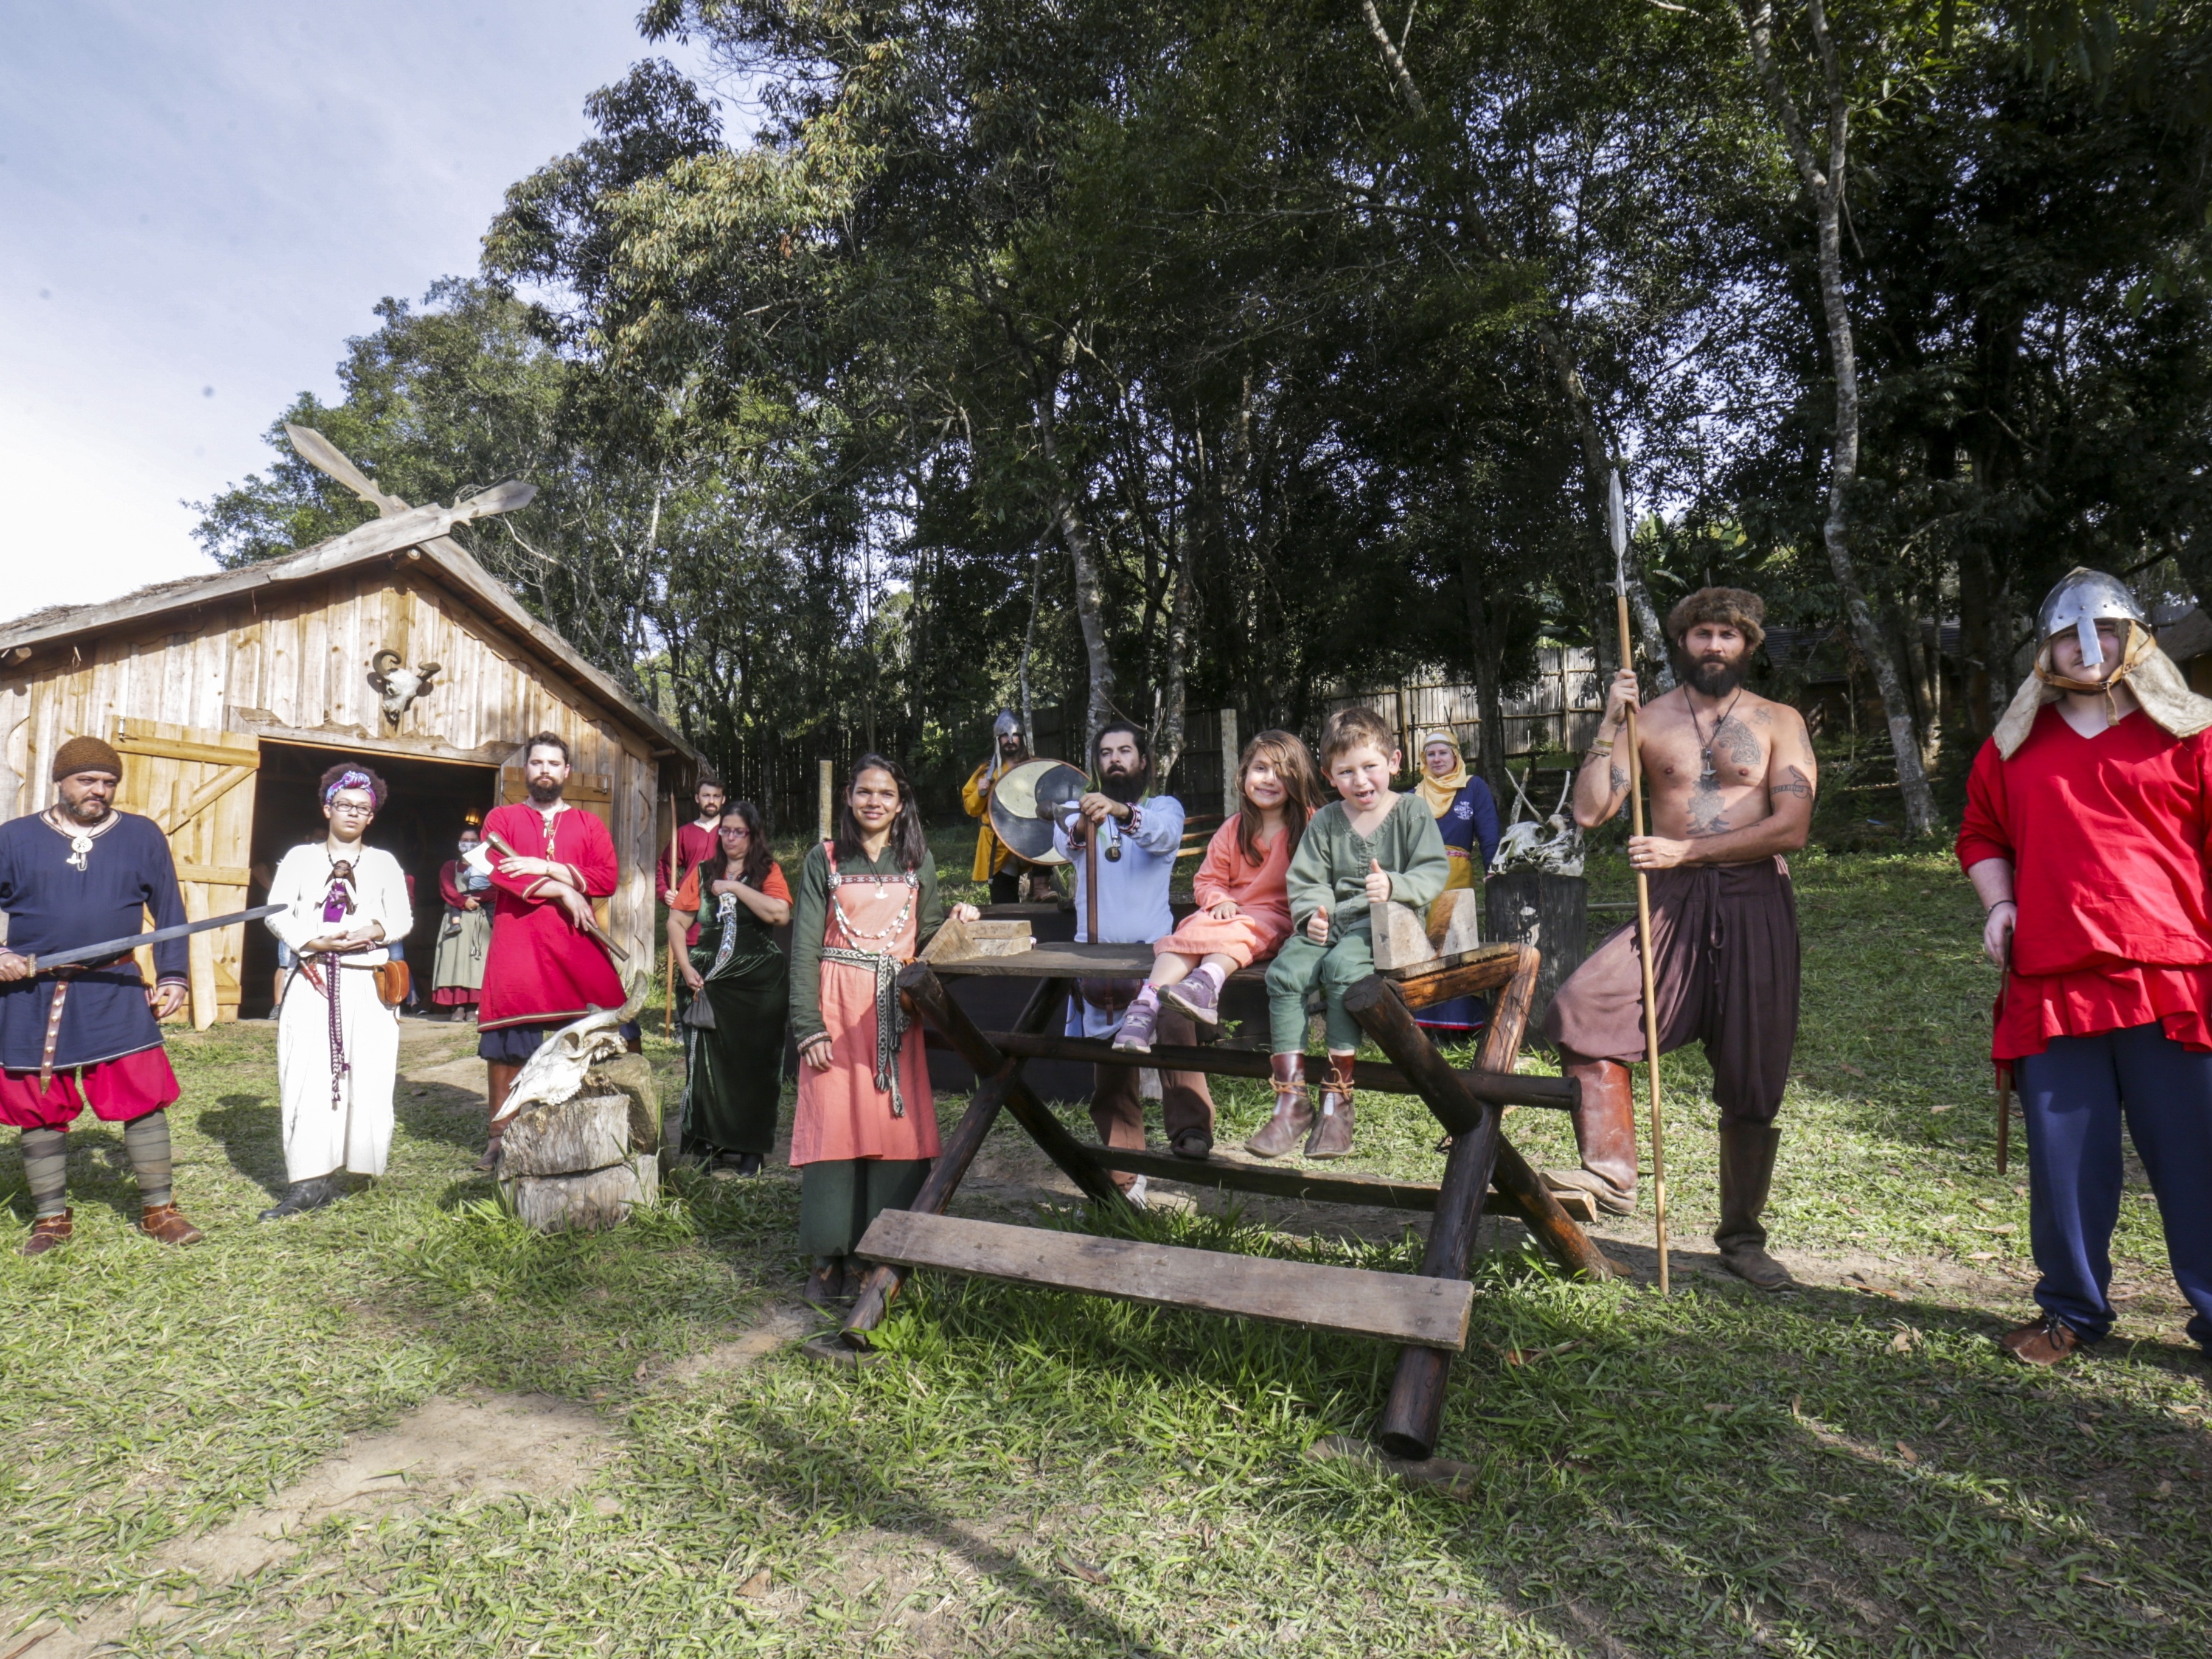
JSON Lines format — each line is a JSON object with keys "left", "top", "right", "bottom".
{"left": 368, "top": 650, "right": 440, "bottom": 723}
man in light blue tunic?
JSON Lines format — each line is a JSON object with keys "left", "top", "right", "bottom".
{"left": 1055, "top": 721, "right": 1216, "bottom": 1184}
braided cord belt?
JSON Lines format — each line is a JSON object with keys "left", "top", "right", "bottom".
{"left": 819, "top": 947, "right": 909, "bottom": 1118}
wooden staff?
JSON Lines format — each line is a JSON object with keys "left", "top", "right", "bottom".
{"left": 664, "top": 793, "right": 680, "bottom": 1037}
{"left": 1995, "top": 1063, "right": 2012, "bottom": 1176}
{"left": 1610, "top": 470, "right": 1670, "bottom": 1294}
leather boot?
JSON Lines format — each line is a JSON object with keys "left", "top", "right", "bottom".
{"left": 1304, "top": 1055, "right": 1357, "bottom": 1158}
{"left": 259, "top": 1178, "right": 335, "bottom": 1222}
{"left": 139, "top": 1203, "right": 204, "bottom": 1246}
{"left": 803, "top": 1256, "right": 845, "bottom": 1313}
{"left": 1247, "top": 1054, "right": 1313, "bottom": 1158}
{"left": 1716, "top": 1122, "right": 1792, "bottom": 1290}
{"left": 476, "top": 1062, "right": 520, "bottom": 1172}
{"left": 1546, "top": 1051, "right": 1640, "bottom": 1216}
{"left": 21, "top": 1209, "right": 72, "bottom": 1256}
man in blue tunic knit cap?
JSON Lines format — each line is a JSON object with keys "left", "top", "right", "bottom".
{"left": 0, "top": 736, "right": 204, "bottom": 1253}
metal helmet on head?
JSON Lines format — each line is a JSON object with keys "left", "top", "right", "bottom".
{"left": 993, "top": 709, "right": 1022, "bottom": 742}
{"left": 2036, "top": 568, "right": 2146, "bottom": 670}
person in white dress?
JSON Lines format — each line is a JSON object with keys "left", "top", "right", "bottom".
{"left": 261, "top": 765, "right": 413, "bottom": 1220}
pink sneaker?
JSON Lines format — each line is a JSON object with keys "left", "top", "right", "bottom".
{"left": 1160, "top": 972, "right": 1220, "bottom": 1026}
{"left": 1113, "top": 997, "right": 1158, "bottom": 1052}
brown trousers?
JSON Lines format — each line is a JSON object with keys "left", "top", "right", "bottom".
{"left": 1091, "top": 1005, "right": 1214, "bottom": 1186}
{"left": 1537, "top": 857, "right": 1800, "bottom": 1127}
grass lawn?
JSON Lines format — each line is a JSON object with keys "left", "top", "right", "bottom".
{"left": 3, "top": 848, "right": 2208, "bottom": 1657}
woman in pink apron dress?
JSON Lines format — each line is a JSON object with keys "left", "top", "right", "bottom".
{"left": 788, "top": 753, "right": 979, "bottom": 1309}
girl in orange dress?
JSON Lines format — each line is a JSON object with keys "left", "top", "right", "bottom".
{"left": 1114, "top": 731, "right": 1324, "bottom": 1051}
{"left": 788, "top": 754, "right": 979, "bottom": 1309}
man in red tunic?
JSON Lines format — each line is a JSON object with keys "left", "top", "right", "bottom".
{"left": 1958, "top": 568, "right": 2212, "bottom": 1368}
{"left": 474, "top": 732, "right": 625, "bottom": 1169}
{"left": 656, "top": 775, "right": 726, "bottom": 950}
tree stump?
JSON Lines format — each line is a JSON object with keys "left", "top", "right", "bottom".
{"left": 498, "top": 1083, "right": 661, "bottom": 1232}
{"left": 582, "top": 1053, "right": 660, "bottom": 1152}
{"left": 1371, "top": 889, "right": 1483, "bottom": 973}
{"left": 504, "top": 1155, "right": 661, "bottom": 1233}
{"left": 1484, "top": 872, "right": 1587, "bottom": 1031}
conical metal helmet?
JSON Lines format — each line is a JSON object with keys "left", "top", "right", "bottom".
{"left": 2036, "top": 568, "right": 2146, "bottom": 669}
{"left": 992, "top": 709, "right": 1022, "bottom": 741}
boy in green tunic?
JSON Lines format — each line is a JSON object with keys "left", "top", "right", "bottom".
{"left": 1253, "top": 707, "right": 1449, "bottom": 1158}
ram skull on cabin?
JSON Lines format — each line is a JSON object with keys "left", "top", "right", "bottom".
{"left": 367, "top": 650, "right": 441, "bottom": 724}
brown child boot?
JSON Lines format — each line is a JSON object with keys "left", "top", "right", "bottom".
{"left": 1546, "top": 1051, "right": 1640, "bottom": 1216}
{"left": 21, "top": 1210, "right": 72, "bottom": 1257}
{"left": 139, "top": 1203, "right": 204, "bottom": 1246}
{"left": 1247, "top": 1055, "right": 1313, "bottom": 1158}
{"left": 1304, "top": 1055, "right": 1357, "bottom": 1158}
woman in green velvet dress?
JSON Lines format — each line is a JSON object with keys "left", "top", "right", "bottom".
{"left": 668, "top": 801, "right": 792, "bottom": 1174}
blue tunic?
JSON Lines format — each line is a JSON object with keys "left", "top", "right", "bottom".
{"left": 1419, "top": 779, "right": 1502, "bottom": 1035}
{"left": 0, "top": 810, "right": 186, "bottom": 1070}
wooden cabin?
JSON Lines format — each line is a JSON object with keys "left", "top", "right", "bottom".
{"left": 0, "top": 518, "right": 698, "bottom": 1026}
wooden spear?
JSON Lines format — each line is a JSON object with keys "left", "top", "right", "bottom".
{"left": 664, "top": 791, "right": 680, "bottom": 1038}
{"left": 1610, "top": 470, "right": 1671, "bottom": 1294}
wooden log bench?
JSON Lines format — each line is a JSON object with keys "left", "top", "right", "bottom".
{"left": 856, "top": 1209, "right": 1475, "bottom": 1349}
{"left": 824, "top": 937, "right": 1618, "bottom": 1463}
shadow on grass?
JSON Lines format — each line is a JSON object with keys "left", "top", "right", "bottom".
{"left": 395, "top": 1079, "right": 494, "bottom": 1155}
{"left": 197, "top": 1093, "right": 285, "bottom": 1198}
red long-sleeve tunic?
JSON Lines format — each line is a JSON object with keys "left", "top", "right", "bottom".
{"left": 1956, "top": 704, "right": 2212, "bottom": 1060}
{"left": 479, "top": 802, "right": 625, "bottom": 1030}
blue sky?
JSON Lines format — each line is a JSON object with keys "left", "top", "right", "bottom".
{"left": 0, "top": 1, "right": 709, "bottom": 616}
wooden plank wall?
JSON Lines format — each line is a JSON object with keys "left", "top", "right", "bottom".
{"left": 0, "top": 563, "right": 663, "bottom": 970}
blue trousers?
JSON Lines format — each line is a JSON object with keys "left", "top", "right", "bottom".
{"left": 2014, "top": 1023, "right": 2212, "bottom": 1354}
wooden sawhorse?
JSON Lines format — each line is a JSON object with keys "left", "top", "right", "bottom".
{"left": 832, "top": 941, "right": 1615, "bottom": 1461}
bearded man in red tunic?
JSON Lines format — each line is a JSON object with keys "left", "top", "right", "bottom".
{"left": 1959, "top": 569, "right": 2212, "bottom": 1368}
{"left": 473, "top": 732, "right": 625, "bottom": 1169}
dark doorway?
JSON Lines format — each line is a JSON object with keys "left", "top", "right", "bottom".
{"left": 239, "top": 742, "right": 498, "bottom": 1017}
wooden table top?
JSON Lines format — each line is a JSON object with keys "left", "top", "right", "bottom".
{"left": 920, "top": 942, "right": 1267, "bottom": 981}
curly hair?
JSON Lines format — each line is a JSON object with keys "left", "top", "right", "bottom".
{"left": 318, "top": 762, "right": 388, "bottom": 810}
{"left": 1665, "top": 586, "right": 1766, "bottom": 653}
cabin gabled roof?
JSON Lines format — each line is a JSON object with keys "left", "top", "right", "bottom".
{"left": 0, "top": 511, "right": 695, "bottom": 760}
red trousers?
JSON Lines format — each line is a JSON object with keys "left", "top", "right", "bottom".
{"left": 0, "top": 1046, "right": 180, "bottom": 1130}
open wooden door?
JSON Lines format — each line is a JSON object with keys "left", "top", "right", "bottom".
{"left": 110, "top": 718, "right": 260, "bottom": 1028}
{"left": 496, "top": 745, "right": 616, "bottom": 933}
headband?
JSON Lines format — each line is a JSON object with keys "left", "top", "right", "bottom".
{"left": 325, "top": 769, "right": 376, "bottom": 805}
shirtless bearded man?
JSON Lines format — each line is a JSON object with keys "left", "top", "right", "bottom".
{"left": 1536, "top": 587, "right": 1816, "bottom": 1289}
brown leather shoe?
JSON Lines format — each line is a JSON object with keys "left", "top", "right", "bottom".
{"left": 1247, "top": 1055, "right": 1313, "bottom": 1158}
{"left": 139, "top": 1203, "right": 204, "bottom": 1246}
{"left": 21, "top": 1210, "right": 72, "bottom": 1256}
{"left": 1998, "top": 1311, "right": 2085, "bottom": 1366}
{"left": 1304, "top": 1057, "right": 1357, "bottom": 1158}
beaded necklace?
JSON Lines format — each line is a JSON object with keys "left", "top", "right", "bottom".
{"left": 824, "top": 840, "right": 916, "bottom": 948}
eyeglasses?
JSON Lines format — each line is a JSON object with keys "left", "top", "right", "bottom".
{"left": 330, "top": 801, "right": 375, "bottom": 815}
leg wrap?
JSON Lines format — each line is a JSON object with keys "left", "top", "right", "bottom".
{"left": 20, "top": 1126, "right": 68, "bottom": 1217}
{"left": 123, "top": 1110, "right": 173, "bottom": 1208}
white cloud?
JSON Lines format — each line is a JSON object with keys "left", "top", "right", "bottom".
{"left": 0, "top": 0, "right": 706, "bottom": 616}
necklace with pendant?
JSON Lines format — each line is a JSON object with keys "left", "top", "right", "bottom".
{"left": 1689, "top": 687, "right": 1746, "bottom": 783}
{"left": 49, "top": 809, "right": 96, "bottom": 871}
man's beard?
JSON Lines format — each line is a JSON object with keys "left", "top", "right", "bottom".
{"left": 998, "top": 736, "right": 1026, "bottom": 760}
{"left": 1675, "top": 650, "right": 1748, "bottom": 699}
{"left": 527, "top": 777, "right": 565, "bottom": 805}
{"left": 1099, "top": 765, "right": 1147, "bottom": 805}
{"left": 60, "top": 793, "right": 111, "bottom": 826}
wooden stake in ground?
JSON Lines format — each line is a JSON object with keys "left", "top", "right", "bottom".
{"left": 1610, "top": 471, "right": 1670, "bottom": 1294}
{"left": 663, "top": 793, "right": 680, "bottom": 1038}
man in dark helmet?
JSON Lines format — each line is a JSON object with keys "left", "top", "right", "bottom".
{"left": 961, "top": 710, "right": 1051, "bottom": 903}
{"left": 1958, "top": 567, "right": 2212, "bottom": 1368}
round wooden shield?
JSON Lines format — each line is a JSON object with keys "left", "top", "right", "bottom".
{"left": 989, "top": 759, "right": 1087, "bottom": 865}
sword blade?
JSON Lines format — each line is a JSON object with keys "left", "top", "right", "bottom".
{"left": 31, "top": 903, "right": 286, "bottom": 971}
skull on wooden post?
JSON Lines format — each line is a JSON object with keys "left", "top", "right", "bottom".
{"left": 367, "top": 649, "right": 442, "bottom": 724}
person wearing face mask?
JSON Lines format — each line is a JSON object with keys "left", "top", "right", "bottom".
{"left": 260, "top": 766, "right": 413, "bottom": 1220}
{"left": 431, "top": 819, "right": 493, "bottom": 1022}
{"left": 0, "top": 736, "right": 201, "bottom": 1253}
{"left": 1959, "top": 569, "right": 2212, "bottom": 1369}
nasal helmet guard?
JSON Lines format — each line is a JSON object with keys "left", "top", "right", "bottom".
{"left": 2036, "top": 568, "right": 2147, "bottom": 670}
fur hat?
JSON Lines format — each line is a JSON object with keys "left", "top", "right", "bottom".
{"left": 50, "top": 736, "right": 123, "bottom": 781}
{"left": 1666, "top": 587, "right": 1766, "bottom": 653}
